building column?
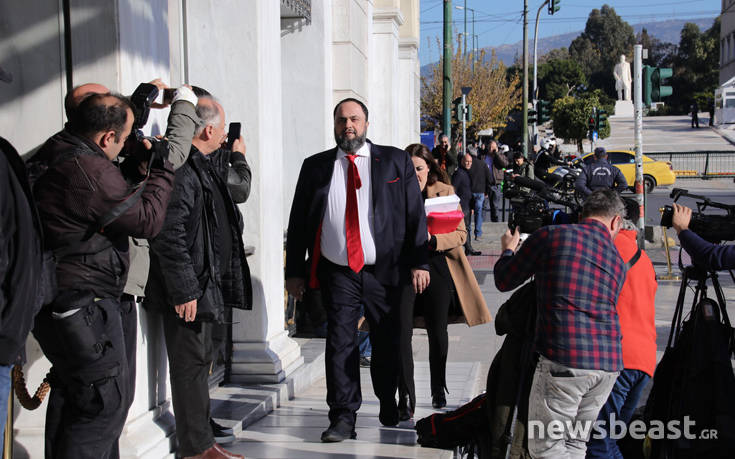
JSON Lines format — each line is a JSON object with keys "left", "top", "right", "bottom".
{"left": 398, "top": 37, "right": 420, "bottom": 148}
{"left": 370, "top": 6, "right": 403, "bottom": 146}
{"left": 184, "top": 0, "right": 303, "bottom": 384}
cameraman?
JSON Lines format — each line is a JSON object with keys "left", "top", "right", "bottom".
{"left": 672, "top": 203, "right": 735, "bottom": 270}
{"left": 31, "top": 93, "right": 174, "bottom": 458}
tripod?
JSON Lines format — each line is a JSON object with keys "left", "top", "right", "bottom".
{"left": 668, "top": 264, "right": 732, "bottom": 349}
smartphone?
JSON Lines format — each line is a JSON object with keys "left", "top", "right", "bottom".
{"left": 226, "top": 122, "right": 242, "bottom": 150}
{"left": 162, "top": 88, "right": 176, "bottom": 105}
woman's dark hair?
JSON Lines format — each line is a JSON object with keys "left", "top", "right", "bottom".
{"left": 405, "top": 143, "right": 449, "bottom": 186}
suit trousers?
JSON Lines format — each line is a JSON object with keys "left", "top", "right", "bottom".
{"left": 34, "top": 298, "right": 130, "bottom": 459}
{"left": 318, "top": 259, "right": 402, "bottom": 427}
{"left": 163, "top": 314, "right": 215, "bottom": 457}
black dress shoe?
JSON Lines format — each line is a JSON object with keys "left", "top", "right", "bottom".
{"left": 321, "top": 420, "right": 356, "bottom": 443}
{"left": 378, "top": 398, "right": 399, "bottom": 427}
{"left": 432, "top": 393, "right": 447, "bottom": 409}
{"left": 210, "top": 417, "right": 236, "bottom": 444}
{"left": 398, "top": 393, "right": 413, "bottom": 421}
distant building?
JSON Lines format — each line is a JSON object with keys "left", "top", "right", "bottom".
{"left": 721, "top": 0, "right": 735, "bottom": 84}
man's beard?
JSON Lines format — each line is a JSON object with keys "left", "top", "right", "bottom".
{"left": 335, "top": 129, "right": 367, "bottom": 153}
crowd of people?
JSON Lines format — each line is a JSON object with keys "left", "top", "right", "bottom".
{"left": 1, "top": 80, "right": 727, "bottom": 459}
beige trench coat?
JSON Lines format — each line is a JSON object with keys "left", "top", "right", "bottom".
{"left": 425, "top": 181, "right": 491, "bottom": 327}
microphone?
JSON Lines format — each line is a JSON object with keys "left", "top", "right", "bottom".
{"left": 513, "top": 176, "right": 547, "bottom": 192}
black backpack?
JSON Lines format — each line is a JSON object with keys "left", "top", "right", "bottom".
{"left": 415, "top": 393, "right": 490, "bottom": 456}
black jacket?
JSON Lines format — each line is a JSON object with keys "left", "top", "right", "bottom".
{"left": 467, "top": 157, "right": 493, "bottom": 193}
{"left": 451, "top": 167, "right": 472, "bottom": 213}
{"left": 575, "top": 159, "right": 628, "bottom": 197}
{"left": 30, "top": 129, "right": 174, "bottom": 302}
{"left": 0, "top": 138, "right": 44, "bottom": 365}
{"left": 145, "top": 147, "right": 252, "bottom": 322}
{"left": 286, "top": 141, "right": 428, "bottom": 286}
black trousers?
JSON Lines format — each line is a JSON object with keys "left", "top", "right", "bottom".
{"left": 462, "top": 207, "right": 474, "bottom": 253}
{"left": 399, "top": 253, "right": 453, "bottom": 406}
{"left": 318, "top": 259, "right": 401, "bottom": 427}
{"left": 162, "top": 314, "right": 215, "bottom": 457}
{"left": 34, "top": 298, "right": 131, "bottom": 459}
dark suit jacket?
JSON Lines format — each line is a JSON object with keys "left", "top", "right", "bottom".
{"left": 286, "top": 140, "right": 429, "bottom": 287}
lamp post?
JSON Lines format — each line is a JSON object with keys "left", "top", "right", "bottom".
{"left": 455, "top": 5, "right": 477, "bottom": 72}
{"left": 532, "top": 0, "right": 550, "bottom": 146}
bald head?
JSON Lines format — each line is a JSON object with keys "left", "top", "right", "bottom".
{"left": 64, "top": 83, "right": 111, "bottom": 120}
{"left": 462, "top": 153, "right": 473, "bottom": 170}
{"left": 192, "top": 96, "right": 226, "bottom": 155}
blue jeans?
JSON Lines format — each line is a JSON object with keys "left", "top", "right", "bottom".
{"left": 0, "top": 364, "right": 11, "bottom": 439}
{"left": 488, "top": 185, "right": 502, "bottom": 222}
{"left": 586, "top": 369, "right": 651, "bottom": 459}
{"left": 358, "top": 305, "right": 371, "bottom": 357}
{"left": 471, "top": 192, "right": 485, "bottom": 237}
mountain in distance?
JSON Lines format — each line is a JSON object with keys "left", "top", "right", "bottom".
{"left": 420, "top": 17, "right": 716, "bottom": 77}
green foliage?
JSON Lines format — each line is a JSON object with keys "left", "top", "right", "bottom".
{"left": 569, "top": 5, "right": 636, "bottom": 98}
{"left": 668, "top": 18, "right": 720, "bottom": 113}
{"left": 537, "top": 59, "right": 586, "bottom": 100}
{"left": 552, "top": 95, "right": 609, "bottom": 151}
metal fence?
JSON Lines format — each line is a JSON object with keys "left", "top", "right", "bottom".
{"left": 646, "top": 151, "right": 735, "bottom": 178}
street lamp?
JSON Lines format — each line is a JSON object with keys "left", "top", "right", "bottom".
{"left": 455, "top": 5, "right": 477, "bottom": 71}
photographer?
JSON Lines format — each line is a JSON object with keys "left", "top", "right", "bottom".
{"left": 495, "top": 189, "right": 626, "bottom": 458}
{"left": 672, "top": 203, "right": 735, "bottom": 270}
{"left": 31, "top": 93, "right": 174, "bottom": 458}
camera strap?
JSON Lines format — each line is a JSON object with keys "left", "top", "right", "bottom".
{"left": 82, "top": 175, "right": 149, "bottom": 241}
{"left": 624, "top": 247, "right": 642, "bottom": 271}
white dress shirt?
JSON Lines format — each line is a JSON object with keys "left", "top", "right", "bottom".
{"left": 321, "top": 142, "right": 377, "bottom": 266}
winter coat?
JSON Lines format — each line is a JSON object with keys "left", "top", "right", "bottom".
{"left": 145, "top": 147, "right": 252, "bottom": 322}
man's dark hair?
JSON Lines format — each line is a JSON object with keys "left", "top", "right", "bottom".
{"left": 438, "top": 133, "right": 449, "bottom": 141}
{"left": 191, "top": 85, "right": 211, "bottom": 98}
{"left": 333, "top": 97, "right": 369, "bottom": 121}
{"left": 580, "top": 189, "right": 625, "bottom": 220}
{"left": 594, "top": 147, "right": 607, "bottom": 159}
{"left": 513, "top": 152, "right": 524, "bottom": 161}
{"left": 68, "top": 93, "right": 133, "bottom": 142}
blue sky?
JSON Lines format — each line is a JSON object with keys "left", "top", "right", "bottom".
{"left": 419, "top": 0, "right": 720, "bottom": 65}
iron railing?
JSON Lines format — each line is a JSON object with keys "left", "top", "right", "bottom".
{"left": 646, "top": 151, "right": 735, "bottom": 179}
{"left": 281, "top": 0, "right": 311, "bottom": 24}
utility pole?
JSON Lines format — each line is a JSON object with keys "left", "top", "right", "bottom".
{"left": 442, "top": 0, "right": 452, "bottom": 141}
{"left": 532, "top": 1, "right": 550, "bottom": 146}
{"left": 456, "top": 5, "right": 477, "bottom": 73}
{"left": 463, "top": 0, "right": 467, "bottom": 55}
{"left": 634, "top": 44, "right": 645, "bottom": 248}
{"left": 522, "top": 0, "right": 529, "bottom": 158}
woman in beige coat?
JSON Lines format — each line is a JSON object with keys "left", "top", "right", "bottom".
{"left": 398, "top": 143, "right": 491, "bottom": 419}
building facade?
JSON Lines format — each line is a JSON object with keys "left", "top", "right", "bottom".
{"left": 721, "top": 0, "right": 735, "bottom": 85}
{"left": 0, "top": 0, "right": 420, "bottom": 457}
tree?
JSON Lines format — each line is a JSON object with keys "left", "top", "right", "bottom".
{"left": 537, "top": 58, "right": 586, "bottom": 100}
{"left": 569, "top": 5, "right": 635, "bottom": 97}
{"left": 551, "top": 95, "right": 608, "bottom": 152}
{"left": 637, "top": 28, "right": 676, "bottom": 67}
{"left": 669, "top": 18, "right": 720, "bottom": 113}
{"left": 537, "top": 47, "right": 570, "bottom": 66}
{"left": 421, "top": 39, "right": 520, "bottom": 138}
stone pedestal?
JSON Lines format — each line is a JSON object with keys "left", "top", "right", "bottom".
{"left": 613, "top": 100, "right": 634, "bottom": 118}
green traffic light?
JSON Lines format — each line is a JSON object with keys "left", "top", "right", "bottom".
{"left": 653, "top": 67, "right": 673, "bottom": 100}
{"left": 548, "top": 0, "right": 561, "bottom": 15}
{"left": 528, "top": 109, "right": 538, "bottom": 123}
{"left": 538, "top": 100, "right": 552, "bottom": 123}
{"left": 643, "top": 65, "right": 653, "bottom": 107}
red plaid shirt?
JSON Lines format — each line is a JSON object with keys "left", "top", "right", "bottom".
{"left": 494, "top": 219, "right": 625, "bottom": 371}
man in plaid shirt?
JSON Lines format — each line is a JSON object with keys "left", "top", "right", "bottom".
{"left": 495, "top": 189, "right": 626, "bottom": 458}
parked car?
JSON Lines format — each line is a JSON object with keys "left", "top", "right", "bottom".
{"left": 552, "top": 150, "right": 676, "bottom": 193}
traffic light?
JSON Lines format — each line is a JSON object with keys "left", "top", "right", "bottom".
{"left": 466, "top": 104, "right": 473, "bottom": 122}
{"left": 452, "top": 97, "right": 462, "bottom": 122}
{"left": 643, "top": 65, "right": 673, "bottom": 107}
{"left": 548, "top": 0, "right": 561, "bottom": 15}
{"left": 595, "top": 109, "right": 608, "bottom": 131}
{"left": 538, "top": 100, "right": 552, "bottom": 123}
{"left": 528, "top": 109, "right": 538, "bottom": 124}
{"left": 588, "top": 114, "right": 596, "bottom": 131}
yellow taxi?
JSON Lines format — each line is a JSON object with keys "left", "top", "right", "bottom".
{"left": 563, "top": 150, "right": 676, "bottom": 193}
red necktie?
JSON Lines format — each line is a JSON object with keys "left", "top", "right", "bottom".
{"left": 345, "top": 154, "right": 364, "bottom": 272}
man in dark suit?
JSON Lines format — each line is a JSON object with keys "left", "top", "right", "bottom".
{"left": 286, "top": 98, "right": 430, "bottom": 442}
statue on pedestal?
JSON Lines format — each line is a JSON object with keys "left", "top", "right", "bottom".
{"left": 613, "top": 55, "right": 632, "bottom": 101}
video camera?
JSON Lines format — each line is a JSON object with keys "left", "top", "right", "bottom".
{"left": 660, "top": 188, "right": 735, "bottom": 243}
{"left": 505, "top": 176, "right": 580, "bottom": 234}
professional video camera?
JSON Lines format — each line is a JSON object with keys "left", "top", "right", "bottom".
{"left": 505, "top": 176, "right": 580, "bottom": 234}
{"left": 660, "top": 188, "right": 735, "bottom": 243}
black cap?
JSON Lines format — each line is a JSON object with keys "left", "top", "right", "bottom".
{"left": 594, "top": 147, "right": 607, "bottom": 158}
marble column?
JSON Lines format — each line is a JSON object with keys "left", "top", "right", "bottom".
{"left": 370, "top": 5, "right": 403, "bottom": 146}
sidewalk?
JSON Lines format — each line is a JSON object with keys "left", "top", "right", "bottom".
{"left": 207, "top": 221, "right": 735, "bottom": 459}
